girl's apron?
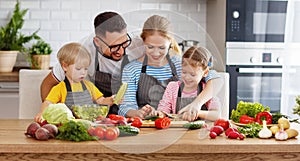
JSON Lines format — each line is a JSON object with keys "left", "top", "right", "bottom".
{"left": 136, "top": 54, "right": 178, "bottom": 109}
{"left": 64, "top": 78, "right": 93, "bottom": 109}
{"left": 175, "top": 80, "right": 208, "bottom": 114}
{"left": 91, "top": 47, "right": 129, "bottom": 114}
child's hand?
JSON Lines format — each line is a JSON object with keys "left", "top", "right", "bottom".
{"left": 34, "top": 112, "right": 43, "bottom": 123}
{"left": 178, "top": 102, "right": 201, "bottom": 122}
{"left": 157, "top": 111, "right": 165, "bottom": 118}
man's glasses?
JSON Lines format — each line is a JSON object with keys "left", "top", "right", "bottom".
{"left": 96, "top": 33, "right": 132, "bottom": 53}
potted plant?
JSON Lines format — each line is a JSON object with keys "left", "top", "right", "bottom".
{"left": 0, "top": 0, "right": 39, "bottom": 72}
{"left": 28, "top": 40, "right": 52, "bottom": 70}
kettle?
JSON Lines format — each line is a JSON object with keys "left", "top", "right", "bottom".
{"left": 178, "top": 40, "right": 199, "bottom": 52}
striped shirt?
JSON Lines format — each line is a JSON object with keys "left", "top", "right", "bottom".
{"left": 118, "top": 55, "right": 220, "bottom": 116}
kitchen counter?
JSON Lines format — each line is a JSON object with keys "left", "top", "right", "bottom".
{"left": 1, "top": 119, "right": 300, "bottom": 160}
{"left": 0, "top": 67, "right": 30, "bottom": 82}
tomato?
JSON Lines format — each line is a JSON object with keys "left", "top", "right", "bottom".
{"left": 126, "top": 117, "right": 134, "bottom": 123}
{"left": 214, "top": 119, "right": 230, "bottom": 130}
{"left": 87, "top": 127, "right": 95, "bottom": 136}
{"left": 155, "top": 117, "right": 171, "bottom": 129}
{"left": 94, "top": 126, "right": 106, "bottom": 140}
{"left": 108, "top": 114, "right": 126, "bottom": 122}
{"left": 105, "top": 127, "right": 119, "bottom": 140}
{"left": 131, "top": 117, "right": 143, "bottom": 128}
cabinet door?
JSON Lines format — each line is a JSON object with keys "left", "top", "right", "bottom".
{"left": 0, "top": 92, "right": 19, "bottom": 118}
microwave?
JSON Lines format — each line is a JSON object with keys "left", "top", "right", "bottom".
{"left": 226, "top": 0, "right": 288, "bottom": 42}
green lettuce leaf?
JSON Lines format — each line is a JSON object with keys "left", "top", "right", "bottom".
{"left": 42, "top": 103, "right": 75, "bottom": 124}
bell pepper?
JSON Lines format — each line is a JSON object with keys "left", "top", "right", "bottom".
{"left": 239, "top": 114, "right": 255, "bottom": 124}
{"left": 255, "top": 111, "right": 272, "bottom": 124}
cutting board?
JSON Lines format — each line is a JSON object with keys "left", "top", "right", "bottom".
{"left": 141, "top": 120, "right": 189, "bottom": 128}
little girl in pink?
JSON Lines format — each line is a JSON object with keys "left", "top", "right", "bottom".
{"left": 157, "top": 46, "right": 220, "bottom": 121}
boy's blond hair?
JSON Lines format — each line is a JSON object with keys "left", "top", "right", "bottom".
{"left": 57, "top": 42, "right": 91, "bottom": 66}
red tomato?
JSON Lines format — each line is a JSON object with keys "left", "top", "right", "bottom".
{"left": 94, "top": 126, "right": 106, "bottom": 140}
{"left": 131, "top": 117, "right": 143, "bottom": 128}
{"left": 126, "top": 117, "right": 134, "bottom": 123}
{"left": 87, "top": 127, "right": 95, "bottom": 136}
{"left": 214, "top": 119, "right": 230, "bottom": 131}
{"left": 105, "top": 127, "right": 119, "bottom": 140}
{"left": 108, "top": 114, "right": 126, "bottom": 122}
{"left": 155, "top": 117, "right": 171, "bottom": 129}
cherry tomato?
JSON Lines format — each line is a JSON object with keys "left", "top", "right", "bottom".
{"left": 105, "top": 127, "right": 119, "bottom": 140}
{"left": 155, "top": 117, "right": 171, "bottom": 129}
{"left": 131, "top": 117, "right": 143, "bottom": 128}
{"left": 94, "top": 126, "right": 106, "bottom": 140}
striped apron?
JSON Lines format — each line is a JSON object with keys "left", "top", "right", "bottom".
{"left": 175, "top": 80, "right": 208, "bottom": 114}
{"left": 136, "top": 54, "right": 179, "bottom": 109}
{"left": 64, "top": 78, "right": 93, "bottom": 109}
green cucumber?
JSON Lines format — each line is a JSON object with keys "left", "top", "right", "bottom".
{"left": 114, "top": 82, "right": 128, "bottom": 105}
{"left": 183, "top": 121, "right": 204, "bottom": 130}
{"left": 144, "top": 115, "right": 160, "bottom": 121}
{"left": 117, "top": 125, "right": 140, "bottom": 136}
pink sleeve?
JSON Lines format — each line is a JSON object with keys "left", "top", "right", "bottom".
{"left": 157, "top": 81, "right": 180, "bottom": 114}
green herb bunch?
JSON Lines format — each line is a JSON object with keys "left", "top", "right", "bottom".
{"left": 56, "top": 120, "right": 97, "bottom": 142}
{"left": 29, "top": 40, "right": 52, "bottom": 55}
{"left": 0, "top": 0, "right": 40, "bottom": 51}
{"left": 237, "top": 123, "right": 262, "bottom": 138}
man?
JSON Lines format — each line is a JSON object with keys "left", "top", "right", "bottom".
{"left": 40, "top": 12, "right": 143, "bottom": 114}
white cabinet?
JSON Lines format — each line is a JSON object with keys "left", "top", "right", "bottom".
{"left": 0, "top": 82, "right": 19, "bottom": 118}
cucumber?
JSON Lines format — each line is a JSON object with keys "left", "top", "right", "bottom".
{"left": 144, "top": 115, "right": 160, "bottom": 121}
{"left": 183, "top": 121, "right": 204, "bottom": 130}
{"left": 117, "top": 125, "right": 140, "bottom": 136}
{"left": 114, "top": 82, "right": 128, "bottom": 105}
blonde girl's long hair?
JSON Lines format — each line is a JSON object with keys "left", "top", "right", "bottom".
{"left": 141, "top": 15, "right": 181, "bottom": 56}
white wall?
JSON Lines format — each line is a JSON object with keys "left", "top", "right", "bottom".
{"left": 0, "top": 0, "right": 208, "bottom": 67}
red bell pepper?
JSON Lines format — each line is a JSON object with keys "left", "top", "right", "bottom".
{"left": 255, "top": 111, "right": 272, "bottom": 124}
{"left": 239, "top": 114, "right": 255, "bottom": 124}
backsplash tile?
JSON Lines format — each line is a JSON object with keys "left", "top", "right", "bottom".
{"left": 0, "top": 0, "right": 207, "bottom": 67}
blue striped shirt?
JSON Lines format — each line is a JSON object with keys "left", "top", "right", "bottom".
{"left": 118, "top": 55, "right": 219, "bottom": 116}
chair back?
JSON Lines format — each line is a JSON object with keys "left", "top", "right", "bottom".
{"left": 216, "top": 72, "right": 230, "bottom": 119}
{"left": 19, "top": 69, "right": 51, "bottom": 119}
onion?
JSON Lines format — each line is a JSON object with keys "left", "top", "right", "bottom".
{"left": 35, "top": 127, "right": 50, "bottom": 140}
{"left": 42, "top": 124, "right": 58, "bottom": 138}
{"left": 25, "top": 122, "right": 41, "bottom": 138}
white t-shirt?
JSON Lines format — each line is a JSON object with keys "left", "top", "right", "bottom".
{"left": 52, "top": 33, "right": 145, "bottom": 82}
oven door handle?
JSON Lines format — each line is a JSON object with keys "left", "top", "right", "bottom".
{"left": 238, "top": 68, "right": 282, "bottom": 73}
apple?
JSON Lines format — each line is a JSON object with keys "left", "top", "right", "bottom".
{"left": 214, "top": 119, "right": 230, "bottom": 131}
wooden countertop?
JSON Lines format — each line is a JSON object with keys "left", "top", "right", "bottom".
{"left": 0, "top": 67, "right": 30, "bottom": 82}
{"left": 1, "top": 119, "right": 300, "bottom": 160}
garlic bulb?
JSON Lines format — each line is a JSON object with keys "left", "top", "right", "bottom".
{"left": 258, "top": 120, "right": 272, "bottom": 139}
{"left": 275, "top": 124, "right": 288, "bottom": 141}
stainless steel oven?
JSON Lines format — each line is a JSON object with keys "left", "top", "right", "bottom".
{"left": 226, "top": 45, "right": 285, "bottom": 115}
{"left": 226, "top": 0, "right": 288, "bottom": 42}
